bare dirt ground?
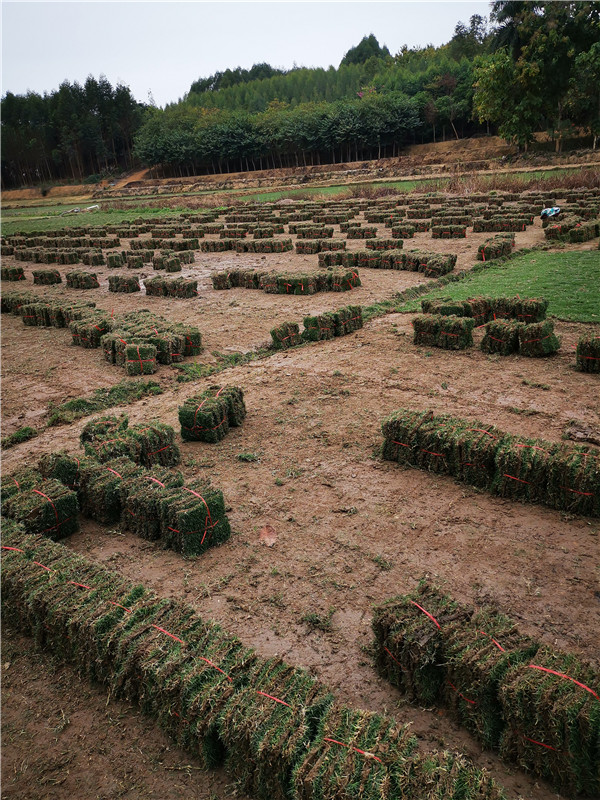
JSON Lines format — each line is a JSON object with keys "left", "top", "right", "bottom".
{"left": 2, "top": 206, "right": 599, "bottom": 800}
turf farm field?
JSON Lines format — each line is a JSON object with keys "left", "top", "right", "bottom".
{"left": 1, "top": 184, "right": 599, "bottom": 800}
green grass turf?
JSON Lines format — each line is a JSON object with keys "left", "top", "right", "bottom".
{"left": 395, "top": 250, "right": 600, "bottom": 323}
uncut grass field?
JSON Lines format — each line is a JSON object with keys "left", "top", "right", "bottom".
{"left": 395, "top": 250, "right": 600, "bottom": 323}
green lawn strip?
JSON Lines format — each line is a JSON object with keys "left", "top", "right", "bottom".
{"left": 391, "top": 251, "right": 600, "bottom": 323}
{"left": 1, "top": 426, "right": 39, "bottom": 450}
{"left": 1, "top": 207, "right": 190, "bottom": 236}
{"left": 46, "top": 379, "right": 164, "bottom": 426}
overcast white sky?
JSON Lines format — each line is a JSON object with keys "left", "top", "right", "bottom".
{"left": 2, "top": 1, "right": 492, "bottom": 107}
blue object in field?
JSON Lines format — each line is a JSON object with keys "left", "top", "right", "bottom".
{"left": 540, "top": 206, "right": 560, "bottom": 219}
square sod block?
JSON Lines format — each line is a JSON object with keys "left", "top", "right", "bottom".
{"left": 3, "top": 478, "right": 79, "bottom": 540}
{"left": 161, "top": 482, "right": 231, "bottom": 556}
{"left": 124, "top": 343, "right": 157, "bottom": 376}
{"left": 179, "top": 395, "right": 230, "bottom": 443}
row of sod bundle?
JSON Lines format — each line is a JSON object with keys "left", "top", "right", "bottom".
{"left": 144, "top": 276, "right": 198, "bottom": 298}
{"left": 431, "top": 224, "right": 467, "bottom": 239}
{"left": 320, "top": 248, "right": 456, "bottom": 278}
{"left": 32, "top": 268, "right": 62, "bottom": 285}
{"left": 179, "top": 385, "right": 246, "bottom": 443}
{"left": 272, "top": 306, "right": 363, "bottom": 349}
{"left": 212, "top": 268, "right": 360, "bottom": 295}
{"left": 473, "top": 217, "right": 531, "bottom": 233}
{"left": 381, "top": 408, "right": 599, "bottom": 516}
{"left": 80, "top": 414, "right": 181, "bottom": 467}
{"left": 37, "top": 450, "right": 228, "bottom": 556}
{"left": 1, "top": 530, "right": 508, "bottom": 800}
{"left": 236, "top": 239, "right": 293, "bottom": 253}
{"left": 421, "top": 295, "right": 548, "bottom": 324}
{"left": 372, "top": 581, "right": 600, "bottom": 796}
{"left": 295, "top": 239, "right": 346, "bottom": 254}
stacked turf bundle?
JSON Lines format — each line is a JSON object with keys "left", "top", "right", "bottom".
{"left": 302, "top": 313, "right": 337, "bottom": 342}
{"left": 316, "top": 239, "right": 346, "bottom": 251}
{"left": 473, "top": 218, "right": 530, "bottom": 233}
{"left": 546, "top": 445, "right": 600, "bottom": 517}
{"left": 124, "top": 342, "right": 158, "bottom": 375}
{"left": 365, "top": 238, "right": 404, "bottom": 251}
{"left": 219, "top": 659, "right": 334, "bottom": 800}
{"left": 295, "top": 240, "right": 321, "bottom": 254}
{"left": 443, "top": 609, "right": 539, "bottom": 750}
{"left": 391, "top": 224, "right": 415, "bottom": 238}
{"left": 179, "top": 385, "right": 245, "bottom": 443}
{"left": 402, "top": 250, "right": 457, "bottom": 275}
{"left": 431, "top": 214, "right": 471, "bottom": 226}
{"left": 21, "top": 302, "right": 51, "bottom": 326}
{"left": 235, "top": 238, "right": 293, "bottom": 253}
{"left": 569, "top": 220, "right": 599, "bottom": 242}
{"left": 69, "top": 311, "right": 111, "bottom": 348}
{"left": 77, "top": 456, "right": 143, "bottom": 523}
{"left": 82, "top": 417, "right": 180, "bottom": 468}
{"left": 293, "top": 703, "right": 417, "bottom": 800}
{"left": 346, "top": 226, "right": 377, "bottom": 239}
{"left": 2, "top": 476, "right": 79, "bottom": 539}
{"left": 201, "top": 239, "right": 233, "bottom": 252}
{"left": 160, "top": 480, "right": 231, "bottom": 556}
{"left": 477, "top": 234, "right": 515, "bottom": 261}
{"left": 81, "top": 250, "right": 105, "bottom": 267}
{"left": 106, "top": 253, "right": 125, "bottom": 268}
{"left": 431, "top": 224, "right": 467, "bottom": 238}
{"left": 144, "top": 277, "right": 197, "bottom": 298}
{"left": 1, "top": 266, "right": 26, "bottom": 281}
{"left": 499, "top": 648, "right": 600, "bottom": 796}
{"left": 108, "top": 274, "right": 141, "bottom": 293}
{"left": 576, "top": 332, "right": 600, "bottom": 373}
{"left": 372, "top": 582, "right": 468, "bottom": 705}
{"left": 164, "top": 257, "right": 182, "bottom": 272}
{"left": 412, "top": 315, "right": 474, "bottom": 349}
{"left": 271, "top": 321, "right": 303, "bottom": 350}
{"left": 120, "top": 467, "right": 184, "bottom": 540}
{"left": 517, "top": 320, "right": 560, "bottom": 357}
{"left": 66, "top": 270, "right": 100, "bottom": 289}
{"left": 332, "top": 305, "right": 363, "bottom": 336}
{"left": 32, "top": 269, "right": 62, "bottom": 285}
{"left": 491, "top": 296, "right": 548, "bottom": 323}
{"left": 318, "top": 252, "right": 345, "bottom": 267}
{"left": 480, "top": 320, "right": 522, "bottom": 355}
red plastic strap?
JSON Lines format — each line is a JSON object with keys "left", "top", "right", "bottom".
{"left": 383, "top": 646, "right": 408, "bottom": 671}
{"left": 440, "top": 331, "right": 459, "bottom": 337}
{"left": 1, "top": 546, "right": 25, "bottom": 552}
{"left": 503, "top": 473, "right": 530, "bottom": 484}
{"left": 392, "top": 440, "right": 411, "bottom": 448}
{"left": 105, "top": 467, "right": 123, "bottom": 479}
{"left": 147, "top": 445, "right": 172, "bottom": 456}
{"left": 522, "top": 335, "right": 552, "bottom": 344}
{"left": 520, "top": 733, "right": 558, "bottom": 752}
{"left": 528, "top": 665, "right": 599, "bottom": 701}
{"left": 197, "top": 656, "right": 233, "bottom": 681}
{"left": 409, "top": 600, "right": 441, "bottom": 629}
{"left": 33, "top": 561, "right": 52, "bottom": 572}
{"left": 559, "top": 486, "right": 594, "bottom": 497}
{"left": 323, "top": 737, "right": 382, "bottom": 763}
{"left": 151, "top": 624, "right": 186, "bottom": 645}
{"left": 447, "top": 681, "right": 476, "bottom": 705}
{"left": 256, "top": 690, "right": 290, "bottom": 707}
{"left": 144, "top": 476, "right": 166, "bottom": 488}
{"left": 69, "top": 581, "right": 92, "bottom": 590}
{"left": 107, "top": 601, "right": 131, "bottom": 612}
{"left": 467, "top": 428, "right": 497, "bottom": 440}
{"left": 478, "top": 631, "right": 505, "bottom": 652}
{"left": 516, "top": 444, "right": 548, "bottom": 454}
{"left": 12, "top": 477, "right": 20, "bottom": 489}
{"left": 32, "top": 489, "right": 59, "bottom": 525}
{"left": 420, "top": 449, "right": 445, "bottom": 458}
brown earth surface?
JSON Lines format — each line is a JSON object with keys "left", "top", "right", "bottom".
{"left": 2, "top": 207, "right": 600, "bottom": 800}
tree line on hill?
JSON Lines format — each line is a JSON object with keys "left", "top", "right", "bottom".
{"left": 2, "top": 2, "right": 598, "bottom": 187}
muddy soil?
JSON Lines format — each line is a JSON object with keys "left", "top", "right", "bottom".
{"left": 2, "top": 209, "right": 599, "bottom": 800}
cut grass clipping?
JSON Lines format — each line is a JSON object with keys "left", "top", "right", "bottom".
{"left": 47, "top": 379, "right": 163, "bottom": 426}
{"left": 1, "top": 426, "right": 38, "bottom": 450}
{"left": 381, "top": 408, "right": 599, "bottom": 516}
{"left": 372, "top": 581, "right": 599, "bottom": 796}
{"left": 0, "top": 530, "right": 509, "bottom": 800}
